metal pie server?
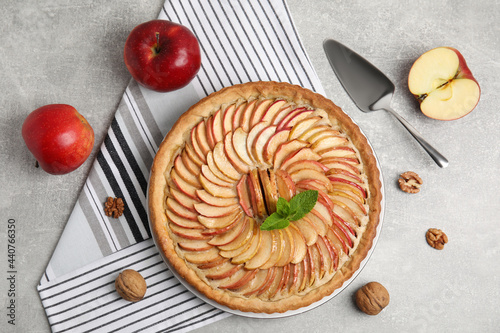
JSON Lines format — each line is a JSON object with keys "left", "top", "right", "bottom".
{"left": 323, "top": 39, "right": 448, "bottom": 168}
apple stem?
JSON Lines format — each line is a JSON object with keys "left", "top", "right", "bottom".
{"left": 35, "top": 161, "right": 39, "bottom": 168}
{"left": 155, "top": 32, "right": 160, "bottom": 54}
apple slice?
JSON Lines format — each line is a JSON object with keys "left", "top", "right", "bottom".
{"left": 210, "top": 109, "right": 224, "bottom": 144}
{"left": 249, "top": 99, "right": 273, "bottom": 128}
{"left": 307, "top": 244, "right": 321, "bottom": 287}
{"left": 195, "top": 120, "right": 210, "bottom": 157}
{"left": 288, "top": 116, "right": 322, "bottom": 139}
{"left": 252, "top": 125, "right": 277, "bottom": 165}
{"left": 222, "top": 104, "right": 236, "bottom": 134}
{"left": 327, "top": 168, "right": 363, "bottom": 183}
{"left": 231, "top": 102, "right": 247, "bottom": 131}
{"left": 197, "top": 257, "right": 228, "bottom": 270}
{"left": 303, "top": 212, "right": 328, "bottom": 237}
{"left": 199, "top": 174, "right": 236, "bottom": 198}
{"left": 232, "top": 127, "right": 253, "bottom": 166}
{"left": 246, "top": 122, "right": 269, "bottom": 163}
{"left": 196, "top": 189, "right": 238, "bottom": 207}
{"left": 206, "top": 116, "right": 215, "bottom": 150}
{"left": 238, "top": 100, "right": 257, "bottom": 132}
{"left": 289, "top": 169, "right": 331, "bottom": 188}
{"left": 205, "top": 262, "right": 243, "bottom": 280}
{"left": 261, "top": 100, "right": 287, "bottom": 123}
{"left": 311, "top": 135, "right": 348, "bottom": 152}
{"left": 190, "top": 126, "right": 206, "bottom": 163}
{"left": 276, "top": 107, "right": 305, "bottom": 130}
{"left": 180, "top": 149, "right": 200, "bottom": 175}
{"left": 321, "top": 159, "right": 361, "bottom": 175}
{"left": 288, "top": 224, "right": 307, "bottom": 264}
{"left": 236, "top": 175, "right": 253, "bottom": 217}
{"left": 243, "top": 267, "right": 276, "bottom": 297}
{"left": 170, "top": 187, "right": 198, "bottom": 212}
{"left": 245, "top": 230, "right": 273, "bottom": 270}
{"left": 298, "top": 258, "right": 309, "bottom": 292}
{"left": 174, "top": 155, "right": 202, "bottom": 188}
{"left": 317, "top": 147, "right": 357, "bottom": 159}
{"left": 276, "top": 264, "right": 290, "bottom": 294}
{"left": 315, "top": 236, "right": 331, "bottom": 277}
{"left": 293, "top": 219, "right": 318, "bottom": 246}
{"left": 408, "top": 47, "right": 480, "bottom": 120}
{"left": 201, "top": 165, "right": 232, "bottom": 188}
{"left": 262, "top": 129, "right": 290, "bottom": 164}
{"left": 169, "top": 223, "right": 211, "bottom": 240}
{"left": 260, "top": 229, "right": 285, "bottom": 269}
{"left": 281, "top": 109, "right": 315, "bottom": 129}
{"left": 326, "top": 225, "right": 349, "bottom": 256}
{"left": 285, "top": 160, "right": 328, "bottom": 175}
{"left": 280, "top": 148, "right": 321, "bottom": 171}
{"left": 247, "top": 169, "right": 266, "bottom": 218}
{"left": 260, "top": 169, "right": 278, "bottom": 215}
{"left": 183, "top": 247, "right": 221, "bottom": 264}
{"left": 275, "top": 169, "right": 295, "bottom": 201}
{"left": 178, "top": 240, "right": 213, "bottom": 252}
{"left": 223, "top": 132, "right": 250, "bottom": 174}
{"left": 166, "top": 196, "right": 198, "bottom": 221}
{"left": 206, "top": 151, "right": 233, "bottom": 183}
{"left": 328, "top": 176, "right": 367, "bottom": 199}
{"left": 232, "top": 225, "right": 261, "bottom": 264}
{"left": 194, "top": 202, "right": 240, "bottom": 218}
{"left": 201, "top": 214, "right": 241, "bottom": 236}
{"left": 275, "top": 227, "right": 295, "bottom": 267}
{"left": 219, "top": 269, "right": 258, "bottom": 290}
{"left": 184, "top": 141, "right": 204, "bottom": 168}
{"left": 208, "top": 215, "right": 247, "bottom": 246}
{"left": 207, "top": 151, "right": 234, "bottom": 184}
{"left": 297, "top": 125, "right": 338, "bottom": 141}
{"left": 273, "top": 139, "right": 308, "bottom": 170}
{"left": 330, "top": 190, "right": 367, "bottom": 215}
{"left": 220, "top": 221, "right": 258, "bottom": 258}
{"left": 198, "top": 210, "right": 243, "bottom": 229}
{"left": 218, "top": 217, "right": 254, "bottom": 251}
{"left": 269, "top": 105, "right": 293, "bottom": 126}
{"left": 166, "top": 209, "right": 204, "bottom": 230}
{"left": 213, "top": 142, "right": 241, "bottom": 180}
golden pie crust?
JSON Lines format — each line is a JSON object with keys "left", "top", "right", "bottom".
{"left": 149, "top": 81, "right": 382, "bottom": 313}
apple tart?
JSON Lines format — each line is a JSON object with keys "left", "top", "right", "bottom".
{"left": 149, "top": 81, "right": 382, "bottom": 313}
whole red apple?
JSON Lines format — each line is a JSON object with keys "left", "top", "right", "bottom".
{"left": 124, "top": 19, "right": 201, "bottom": 92}
{"left": 22, "top": 104, "right": 95, "bottom": 175}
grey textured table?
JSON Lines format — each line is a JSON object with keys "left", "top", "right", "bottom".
{"left": 1, "top": 1, "right": 499, "bottom": 332}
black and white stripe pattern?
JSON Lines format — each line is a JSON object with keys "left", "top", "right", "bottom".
{"left": 39, "top": 240, "right": 231, "bottom": 333}
{"left": 39, "top": 0, "right": 324, "bottom": 331}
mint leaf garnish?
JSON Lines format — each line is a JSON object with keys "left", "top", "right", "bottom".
{"left": 289, "top": 190, "right": 319, "bottom": 221}
{"left": 276, "top": 197, "right": 290, "bottom": 217}
{"left": 260, "top": 190, "right": 318, "bottom": 231}
{"left": 260, "top": 212, "right": 290, "bottom": 231}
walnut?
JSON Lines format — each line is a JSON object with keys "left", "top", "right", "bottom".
{"left": 105, "top": 197, "right": 125, "bottom": 218}
{"left": 426, "top": 228, "right": 448, "bottom": 250}
{"left": 355, "top": 282, "right": 390, "bottom": 315}
{"left": 115, "top": 269, "right": 147, "bottom": 302}
{"left": 398, "top": 171, "right": 422, "bottom": 193}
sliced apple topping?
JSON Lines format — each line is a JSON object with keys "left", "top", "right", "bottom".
{"left": 163, "top": 96, "right": 375, "bottom": 301}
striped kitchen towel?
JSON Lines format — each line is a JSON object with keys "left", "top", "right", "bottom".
{"left": 38, "top": 0, "right": 325, "bottom": 332}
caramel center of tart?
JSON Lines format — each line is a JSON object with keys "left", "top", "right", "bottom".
{"left": 165, "top": 97, "right": 372, "bottom": 302}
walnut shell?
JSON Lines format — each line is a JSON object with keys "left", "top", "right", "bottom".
{"left": 115, "top": 269, "right": 147, "bottom": 302}
{"left": 355, "top": 282, "right": 390, "bottom": 315}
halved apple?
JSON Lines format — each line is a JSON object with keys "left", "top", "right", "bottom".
{"left": 408, "top": 47, "right": 480, "bottom": 120}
